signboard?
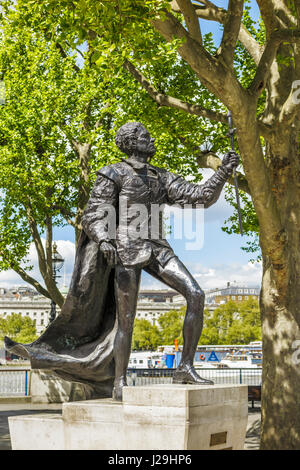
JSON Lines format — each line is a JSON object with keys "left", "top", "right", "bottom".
{"left": 207, "top": 351, "right": 219, "bottom": 362}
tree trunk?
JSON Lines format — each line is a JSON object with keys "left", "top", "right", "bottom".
{"left": 259, "top": 132, "right": 300, "bottom": 449}
{"left": 260, "top": 255, "right": 300, "bottom": 449}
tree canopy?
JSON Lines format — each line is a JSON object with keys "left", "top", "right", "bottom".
{"left": 0, "top": 313, "right": 38, "bottom": 344}
{"left": 201, "top": 298, "right": 261, "bottom": 345}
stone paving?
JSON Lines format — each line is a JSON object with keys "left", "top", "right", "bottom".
{"left": 0, "top": 402, "right": 261, "bottom": 450}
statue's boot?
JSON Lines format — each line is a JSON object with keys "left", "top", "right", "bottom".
{"left": 173, "top": 364, "right": 214, "bottom": 385}
{"left": 4, "top": 336, "right": 30, "bottom": 360}
{"left": 112, "top": 376, "right": 127, "bottom": 401}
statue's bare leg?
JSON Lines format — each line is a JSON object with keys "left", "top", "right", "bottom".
{"left": 113, "top": 265, "right": 141, "bottom": 400}
{"left": 145, "top": 256, "right": 214, "bottom": 384}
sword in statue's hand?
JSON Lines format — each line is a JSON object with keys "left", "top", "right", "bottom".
{"left": 227, "top": 110, "right": 243, "bottom": 236}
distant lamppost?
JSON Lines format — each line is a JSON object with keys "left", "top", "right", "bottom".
{"left": 49, "top": 242, "right": 64, "bottom": 323}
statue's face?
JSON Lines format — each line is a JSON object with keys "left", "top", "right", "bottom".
{"left": 135, "top": 126, "right": 156, "bottom": 161}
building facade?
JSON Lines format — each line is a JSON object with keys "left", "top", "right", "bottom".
{"left": 0, "top": 299, "right": 53, "bottom": 335}
{"left": 0, "top": 289, "right": 186, "bottom": 333}
{"left": 0, "top": 283, "right": 260, "bottom": 335}
{"left": 205, "top": 282, "right": 260, "bottom": 305}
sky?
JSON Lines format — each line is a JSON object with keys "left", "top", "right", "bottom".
{"left": 0, "top": 1, "right": 262, "bottom": 293}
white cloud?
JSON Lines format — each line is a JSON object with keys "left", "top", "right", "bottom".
{"left": 141, "top": 260, "right": 262, "bottom": 292}
{"left": 0, "top": 239, "right": 75, "bottom": 289}
{"left": 191, "top": 261, "right": 262, "bottom": 290}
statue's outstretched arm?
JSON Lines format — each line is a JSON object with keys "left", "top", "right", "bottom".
{"left": 166, "top": 151, "right": 239, "bottom": 208}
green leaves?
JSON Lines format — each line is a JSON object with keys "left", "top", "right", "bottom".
{"left": 132, "top": 319, "right": 161, "bottom": 351}
{"left": 0, "top": 313, "right": 38, "bottom": 343}
{"left": 201, "top": 298, "right": 261, "bottom": 345}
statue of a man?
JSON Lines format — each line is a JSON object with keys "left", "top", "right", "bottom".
{"left": 81, "top": 122, "right": 239, "bottom": 400}
{"left": 5, "top": 122, "right": 239, "bottom": 402}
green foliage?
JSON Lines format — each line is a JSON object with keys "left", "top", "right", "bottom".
{"left": 157, "top": 307, "right": 185, "bottom": 345}
{"left": 0, "top": 313, "right": 38, "bottom": 343}
{"left": 132, "top": 308, "right": 185, "bottom": 351}
{"left": 132, "top": 300, "right": 260, "bottom": 350}
{"left": 131, "top": 318, "right": 161, "bottom": 351}
{"left": 201, "top": 299, "right": 261, "bottom": 345}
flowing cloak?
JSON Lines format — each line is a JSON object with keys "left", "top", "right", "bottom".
{"left": 5, "top": 231, "right": 117, "bottom": 399}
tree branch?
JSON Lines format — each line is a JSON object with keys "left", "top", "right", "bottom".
{"left": 250, "top": 29, "right": 300, "bottom": 96}
{"left": 45, "top": 214, "right": 53, "bottom": 279}
{"left": 238, "top": 24, "right": 263, "bottom": 65}
{"left": 55, "top": 42, "right": 81, "bottom": 73}
{"left": 255, "top": 0, "right": 277, "bottom": 35}
{"left": 176, "top": 0, "right": 202, "bottom": 44}
{"left": 150, "top": 9, "right": 223, "bottom": 97}
{"left": 218, "top": 0, "right": 244, "bottom": 66}
{"left": 190, "top": 1, "right": 263, "bottom": 65}
{"left": 123, "top": 59, "right": 227, "bottom": 123}
{"left": 53, "top": 205, "right": 78, "bottom": 229}
{"left": 12, "top": 265, "right": 52, "bottom": 301}
{"left": 25, "top": 205, "right": 47, "bottom": 279}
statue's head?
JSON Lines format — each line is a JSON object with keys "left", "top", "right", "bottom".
{"left": 115, "top": 122, "right": 156, "bottom": 160}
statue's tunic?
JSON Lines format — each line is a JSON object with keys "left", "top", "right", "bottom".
{"left": 82, "top": 158, "right": 231, "bottom": 268}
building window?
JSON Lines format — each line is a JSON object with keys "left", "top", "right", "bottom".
{"left": 250, "top": 289, "right": 254, "bottom": 294}
{"left": 245, "top": 296, "right": 249, "bottom": 300}
{"left": 238, "top": 296, "right": 242, "bottom": 300}
{"left": 244, "top": 289, "right": 248, "bottom": 294}
{"left": 232, "top": 296, "right": 236, "bottom": 300}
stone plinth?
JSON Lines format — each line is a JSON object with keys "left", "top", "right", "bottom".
{"left": 9, "top": 384, "right": 248, "bottom": 450}
{"left": 30, "top": 370, "right": 85, "bottom": 404}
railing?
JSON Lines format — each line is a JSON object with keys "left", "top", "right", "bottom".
{"left": 127, "top": 368, "right": 262, "bottom": 406}
{"left": 127, "top": 367, "right": 262, "bottom": 387}
{"left": 0, "top": 368, "right": 30, "bottom": 397}
{"left": 0, "top": 367, "right": 262, "bottom": 398}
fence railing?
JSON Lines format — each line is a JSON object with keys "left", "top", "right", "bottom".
{"left": 0, "top": 368, "right": 30, "bottom": 397}
{"left": 126, "top": 367, "right": 262, "bottom": 387}
{"left": 0, "top": 367, "right": 262, "bottom": 398}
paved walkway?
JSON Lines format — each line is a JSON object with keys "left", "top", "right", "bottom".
{"left": 244, "top": 407, "right": 261, "bottom": 450}
{"left": 0, "top": 403, "right": 261, "bottom": 450}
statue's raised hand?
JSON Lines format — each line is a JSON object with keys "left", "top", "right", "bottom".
{"left": 100, "top": 241, "right": 118, "bottom": 266}
{"left": 222, "top": 150, "right": 240, "bottom": 172}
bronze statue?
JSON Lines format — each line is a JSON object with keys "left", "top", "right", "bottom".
{"left": 5, "top": 122, "right": 239, "bottom": 401}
